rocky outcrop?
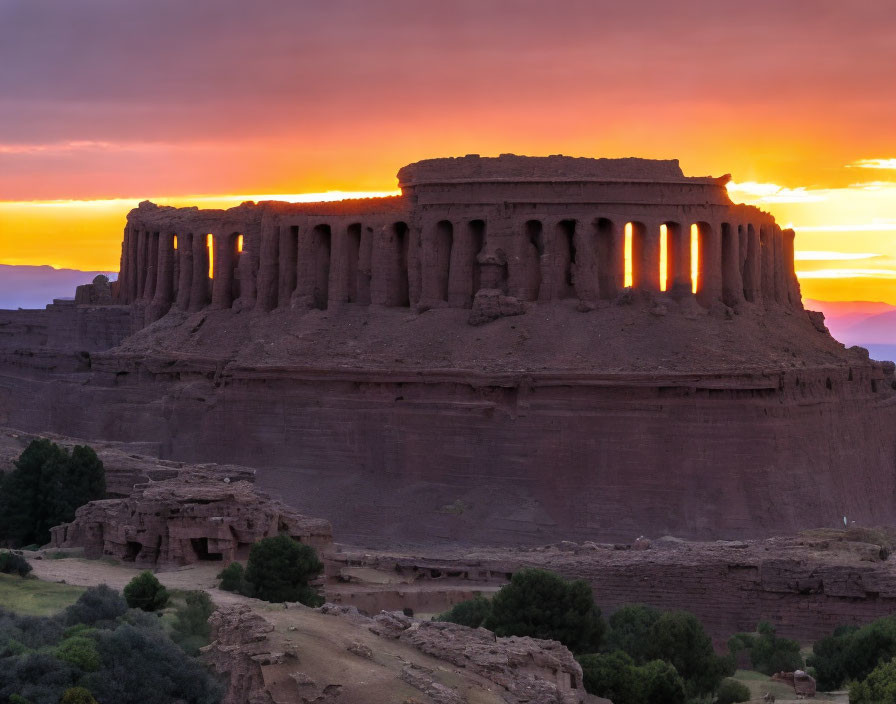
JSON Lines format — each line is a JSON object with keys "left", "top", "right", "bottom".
{"left": 203, "top": 605, "right": 278, "bottom": 704}
{"left": 771, "top": 670, "right": 816, "bottom": 697}
{"left": 50, "top": 470, "right": 332, "bottom": 566}
{"left": 371, "top": 614, "right": 588, "bottom": 704}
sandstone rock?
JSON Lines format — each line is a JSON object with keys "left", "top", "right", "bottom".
{"left": 203, "top": 605, "right": 277, "bottom": 704}
{"left": 50, "top": 469, "right": 332, "bottom": 567}
{"left": 468, "top": 289, "right": 526, "bottom": 325}
{"left": 771, "top": 670, "right": 816, "bottom": 697}
{"left": 399, "top": 664, "right": 466, "bottom": 704}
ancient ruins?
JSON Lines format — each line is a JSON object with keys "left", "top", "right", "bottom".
{"left": 115, "top": 155, "right": 799, "bottom": 325}
{"left": 49, "top": 469, "right": 332, "bottom": 567}
{"left": 1, "top": 154, "right": 895, "bottom": 545}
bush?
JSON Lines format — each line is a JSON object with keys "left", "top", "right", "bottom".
{"left": 579, "top": 650, "right": 641, "bottom": 704}
{"left": 0, "top": 439, "right": 106, "bottom": 548}
{"left": 850, "top": 656, "right": 896, "bottom": 704}
{"left": 482, "top": 569, "right": 605, "bottom": 654}
{"left": 171, "top": 591, "right": 215, "bottom": 654}
{"left": 808, "top": 615, "right": 896, "bottom": 690}
{"left": 81, "top": 623, "right": 223, "bottom": 704}
{"left": 577, "top": 650, "right": 686, "bottom": 704}
{"left": 64, "top": 585, "right": 128, "bottom": 627}
{"left": 715, "top": 678, "right": 751, "bottom": 704}
{"left": 734, "top": 621, "right": 803, "bottom": 675}
{"left": 604, "top": 604, "right": 660, "bottom": 663}
{"left": 436, "top": 595, "right": 492, "bottom": 628}
{"left": 645, "top": 610, "right": 733, "bottom": 697}
{"left": 0, "top": 551, "right": 32, "bottom": 577}
{"left": 54, "top": 634, "right": 101, "bottom": 671}
{"left": 123, "top": 571, "right": 170, "bottom": 612}
{"left": 60, "top": 687, "right": 99, "bottom": 704}
{"left": 217, "top": 562, "right": 249, "bottom": 594}
{"left": 244, "top": 536, "right": 323, "bottom": 605}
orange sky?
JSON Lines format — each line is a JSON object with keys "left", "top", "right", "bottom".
{"left": 1, "top": 0, "right": 895, "bottom": 303}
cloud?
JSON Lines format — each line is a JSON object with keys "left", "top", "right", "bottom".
{"left": 727, "top": 181, "right": 826, "bottom": 204}
{"left": 794, "top": 222, "right": 896, "bottom": 233}
{"left": 794, "top": 251, "right": 880, "bottom": 261}
{"left": 797, "top": 269, "right": 896, "bottom": 279}
{"left": 848, "top": 158, "right": 896, "bottom": 170}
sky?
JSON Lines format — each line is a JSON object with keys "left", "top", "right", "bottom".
{"left": 1, "top": 0, "right": 895, "bottom": 303}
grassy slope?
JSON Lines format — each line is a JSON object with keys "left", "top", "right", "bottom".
{"left": 0, "top": 573, "right": 85, "bottom": 616}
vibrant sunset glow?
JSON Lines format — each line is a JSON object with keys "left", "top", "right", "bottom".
{"left": 624, "top": 223, "right": 633, "bottom": 289}
{"left": 207, "top": 234, "right": 213, "bottom": 278}
{"left": 237, "top": 234, "right": 243, "bottom": 253}
{"left": 659, "top": 224, "right": 668, "bottom": 292}
{"left": 690, "top": 225, "right": 699, "bottom": 295}
{"left": 1, "top": 2, "right": 895, "bottom": 303}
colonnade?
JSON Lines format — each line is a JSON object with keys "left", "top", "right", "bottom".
{"left": 116, "top": 210, "right": 799, "bottom": 323}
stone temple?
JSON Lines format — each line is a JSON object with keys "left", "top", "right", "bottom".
{"left": 1, "top": 154, "right": 894, "bottom": 546}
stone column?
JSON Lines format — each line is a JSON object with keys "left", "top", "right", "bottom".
{"left": 142, "top": 231, "right": 159, "bottom": 302}
{"left": 136, "top": 229, "right": 147, "bottom": 300}
{"left": 175, "top": 233, "right": 193, "bottom": 309}
{"left": 357, "top": 224, "right": 373, "bottom": 305}
{"left": 696, "top": 222, "right": 722, "bottom": 307}
{"left": 721, "top": 223, "right": 744, "bottom": 307}
{"left": 634, "top": 221, "right": 661, "bottom": 293}
{"left": 117, "top": 225, "right": 130, "bottom": 303}
{"left": 760, "top": 226, "right": 775, "bottom": 304}
{"left": 255, "top": 219, "right": 280, "bottom": 312}
{"left": 447, "top": 220, "right": 473, "bottom": 306}
{"left": 237, "top": 226, "right": 259, "bottom": 311}
{"left": 783, "top": 228, "right": 801, "bottom": 307}
{"left": 211, "top": 233, "right": 235, "bottom": 309}
{"left": 666, "top": 222, "right": 691, "bottom": 298}
{"left": 147, "top": 231, "right": 175, "bottom": 322}
{"left": 125, "top": 226, "right": 139, "bottom": 303}
{"left": 278, "top": 224, "right": 298, "bottom": 307}
{"left": 328, "top": 223, "right": 350, "bottom": 306}
{"left": 773, "top": 225, "right": 788, "bottom": 305}
{"left": 189, "top": 232, "right": 210, "bottom": 312}
{"left": 743, "top": 225, "right": 761, "bottom": 303}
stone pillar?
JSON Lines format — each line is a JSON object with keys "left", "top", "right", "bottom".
{"left": 211, "top": 233, "right": 235, "bottom": 309}
{"left": 760, "top": 226, "right": 775, "bottom": 304}
{"left": 278, "top": 224, "right": 298, "bottom": 307}
{"left": 136, "top": 229, "right": 147, "bottom": 300}
{"left": 117, "top": 226, "right": 130, "bottom": 304}
{"left": 357, "top": 224, "right": 373, "bottom": 305}
{"left": 773, "top": 225, "right": 788, "bottom": 304}
{"left": 328, "top": 223, "right": 351, "bottom": 306}
{"left": 189, "top": 232, "right": 210, "bottom": 312}
{"left": 126, "top": 226, "right": 139, "bottom": 303}
{"left": 147, "top": 231, "right": 175, "bottom": 322}
{"left": 696, "top": 222, "right": 722, "bottom": 307}
{"left": 255, "top": 219, "right": 280, "bottom": 312}
{"left": 447, "top": 220, "right": 473, "bottom": 306}
{"left": 783, "top": 228, "right": 801, "bottom": 307}
{"left": 142, "top": 231, "right": 159, "bottom": 302}
{"left": 743, "top": 225, "right": 761, "bottom": 303}
{"left": 237, "top": 226, "right": 259, "bottom": 311}
{"left": 175, "top": 233, "right": 193, "bottom": 309}
{"left": 721, "top": 223, "right": 744, "bottom": 307}
{"left": 665, "top": 221, "right": 691, "bottom": 298}
{"left": 633, "top": 221, "right": 660, "bottom": 293}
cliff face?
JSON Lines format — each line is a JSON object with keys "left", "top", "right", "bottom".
{"left": 1, "top": 297, "right": 894, "bottom": 547}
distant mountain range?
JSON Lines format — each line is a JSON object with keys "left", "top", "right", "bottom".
{"left": 805, "top": 298, "right": 896, "bottom": 363}
{"left": 0, "top": 264, "right": 114, "bottom": 310}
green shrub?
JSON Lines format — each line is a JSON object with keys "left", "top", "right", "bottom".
{"left": 645, "top": 610, "right": 733, "bottom": 697}
{"left": 0, "top": 439, "right": 105, "bottom": 548}
{"left": 54, "top": 634, "right": 101, "bottom": 671}
{"left": 123, "top": 571, "right": 170, "bottom": 612}
{"left": 64, "top": 585, "right": 128, "bottom": 627}
{"left": 217, "top": 562, "right": 248, "bottom": 593}
{"left": 808, "top": 616, "right": 896, "bottom": 690}
{"left": 850, "top": 656, "right": 896, "bottom": 704}
{"left": 171, "top": 591, "right": 215, "bottom": 654}
{"left": 744, "top": 621, "right": 804, "bottom": 675}
{"left": 436, "top": 594, "right": 492, "bottom": 628}
{"left": 578, "top": 650, "right": 641, "bottom": 704}
{"left": 244, "top": 536, "right": 323, "bottom": 605}
{"left": 604, "top": 604, "right": 660, "bottom": 663}
{"left": 0, "top": 551, "right": 32, "bottom": 577}
{"left": 60, "top": 687, "right": 99, "bottom": 704}
{"left": 715, "top": 678, "right": 751, "bottom": 704}
{"left": 482, "top": 568, "right": 605, "bottom": 654}
{"left": 577, "top": 650, "right": 686, "bottom": 704}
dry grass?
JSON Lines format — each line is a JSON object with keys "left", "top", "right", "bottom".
{"left": 0, "top": 573, "right": 85, "bottom": 616}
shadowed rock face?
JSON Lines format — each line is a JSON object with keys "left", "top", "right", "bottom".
{"left": 1, "top": 154, "right": 895, "bottom": 547}
{"left": 50, "top": 470, "right": 332, "bottom": 567}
